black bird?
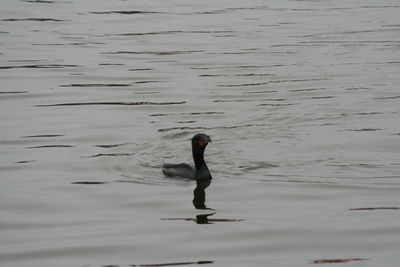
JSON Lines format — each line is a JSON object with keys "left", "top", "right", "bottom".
{"left": 162, "top": 133, "right": 212, "bottom": 180}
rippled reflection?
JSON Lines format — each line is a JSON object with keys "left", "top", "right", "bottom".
{"left": 193, "top": 179, "right": 215, "bottom": 224}
{"left": 192, "top": 179, "right": 213, "bottom": 210}
{"left": 162, "top": 179, "right": 242, "bottom": 224}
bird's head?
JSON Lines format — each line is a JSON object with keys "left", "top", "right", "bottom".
{"left": 192, "top": 133, "right": 211, "bottom": 149}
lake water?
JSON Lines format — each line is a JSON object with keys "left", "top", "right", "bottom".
{"left": 1, "top": 0, "right": 400, "bottom": 266}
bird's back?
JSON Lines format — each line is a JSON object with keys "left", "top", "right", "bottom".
{"left": 162, "top": 163, "right": 196, "bottom": 179}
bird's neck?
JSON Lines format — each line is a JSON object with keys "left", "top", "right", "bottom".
{"left": 192, "top": 145, "right": 212, "bottom": 180}
{"left": 192, "top": 146, "right": 206, "bottom": 170}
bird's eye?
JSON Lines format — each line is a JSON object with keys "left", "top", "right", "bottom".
{"left": 198, "top": 141, "right": 206, "bottom": 148}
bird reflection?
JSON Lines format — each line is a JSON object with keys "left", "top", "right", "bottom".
{"left": 161, "top": 179, "right": 242, "bottom": 224}
{"left": 193, "top": 179, "right": 213, "bottom": 209}
{"left": 193, "top": 179, "right": 215, "bottom": 224}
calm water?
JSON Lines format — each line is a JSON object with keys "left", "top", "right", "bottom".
{"left": 1, "top": 0, "right": 400, "bottom": 266}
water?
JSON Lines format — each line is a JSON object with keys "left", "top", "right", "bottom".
{"left": 1, "top": 0, "right": 400, "bottom": 266}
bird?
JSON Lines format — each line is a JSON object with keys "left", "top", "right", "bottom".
{"left": 162, "top": 133, "right": 212, "bottom": 180}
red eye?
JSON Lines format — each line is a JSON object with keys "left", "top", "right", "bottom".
{"left": 198, "top": 141, "right": 206, "bottom": 148}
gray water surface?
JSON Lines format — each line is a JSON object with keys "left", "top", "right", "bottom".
{"left": 1, "top": 0, "right": 400, "bottom": 266}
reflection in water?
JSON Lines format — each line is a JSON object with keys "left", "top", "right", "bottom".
{"left": 161, "top": 179, "right": 242, "bottom": 224}
{"left": 195, "top": 213, "right": 216, "bottom": 225}
{"left": 193, "top": 179, "right": 215, "bottom": 224}
{"left": 193, "top": 179, "right": 212, "bottom": 209}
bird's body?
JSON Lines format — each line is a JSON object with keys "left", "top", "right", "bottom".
{"left": 162, "top": 133, "right": 212, "bottom": 180}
